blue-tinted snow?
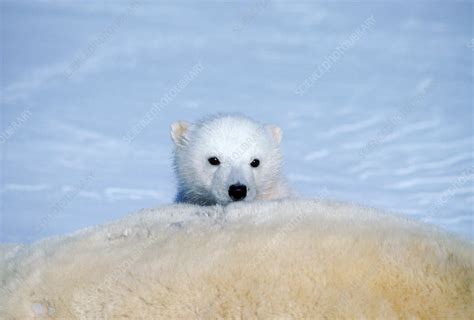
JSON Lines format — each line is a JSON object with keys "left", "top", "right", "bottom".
{"left": 1, "top": 1, "right": 472, "bottom": 242}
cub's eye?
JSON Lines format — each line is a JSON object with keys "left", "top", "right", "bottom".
{"left": 208, "top": 157, "right": 220, "bottom": 166}
{"left": 250, "top": 159, "right": 260, "bottom": 168}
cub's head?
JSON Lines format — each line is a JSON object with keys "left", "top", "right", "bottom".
{"left": 171, "top": 115, "right": 283, "bottom": 205}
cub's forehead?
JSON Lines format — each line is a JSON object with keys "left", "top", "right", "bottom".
{"left": 189, "top": 117, "right": 270, "bottom": 154}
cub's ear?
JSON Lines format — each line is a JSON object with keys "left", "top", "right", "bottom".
{"left": 265, "top": 124, "right": 283, "bottom": 144}
{"left": 170, "top": 121, "right": 191, "bottom": 146}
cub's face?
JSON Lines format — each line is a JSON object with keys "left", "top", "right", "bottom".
{"left": 171, "top": 117, "right": 283, "bottom": 205}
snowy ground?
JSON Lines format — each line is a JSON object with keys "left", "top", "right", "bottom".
{"left": 1, "top": 1, "right": 472, "bottom": 243}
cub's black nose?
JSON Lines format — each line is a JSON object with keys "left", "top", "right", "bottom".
{"left": 228, "top": 184, "right": 247, "bottom": 201}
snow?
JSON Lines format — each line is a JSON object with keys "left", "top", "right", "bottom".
{"left": 1, "top": 1, "right": 472, "bottom": 242}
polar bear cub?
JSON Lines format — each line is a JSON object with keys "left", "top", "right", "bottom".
{"left": 170, "top": 115, "right": 292, "bottom": 205}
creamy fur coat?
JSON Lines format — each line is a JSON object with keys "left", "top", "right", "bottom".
{"left": 1, "top": 199, "right": 472, "bottom": 319}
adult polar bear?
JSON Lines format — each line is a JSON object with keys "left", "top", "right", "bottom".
{"left": 1, "top": 200, "right": 472, "bottom": 318}
{"left": 171, "top": 115, "right": 292, "bottom": 205}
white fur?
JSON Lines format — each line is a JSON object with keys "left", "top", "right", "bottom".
{"left": 171, "top": 115, "right": 292, "bottom": 205}
{"left": 1, "top": 199, "right": 472, "bottom": 318}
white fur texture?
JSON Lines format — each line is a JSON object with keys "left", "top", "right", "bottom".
{"left": 171, "top": 115, "right": 292, "bottom": 205}
{"left": 1, "top": 199, "right": 472, "bottom": 319}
